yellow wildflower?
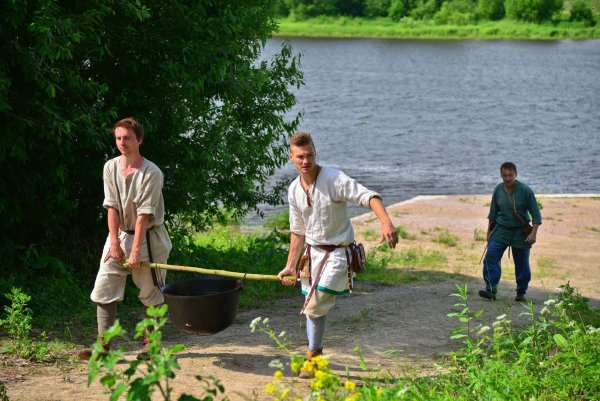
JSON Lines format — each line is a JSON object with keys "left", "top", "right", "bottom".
{"left": 265, "top": 382, "right": 279, "bottom": 396}
{"left": 280, "top": 389, "right": 290, "bottom": 399}
{"left": 377, "top": 388, "right": 385, "bottom": 397}
{"left": 274, "top": 370, "right": 284, "bottom": 379}
{"left": 344, "top": 380, "right": 356, "bottom": 392}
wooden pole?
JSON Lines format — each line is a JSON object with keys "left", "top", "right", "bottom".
{"left": 137, "top": 262, "right": 295, "bottom": 282}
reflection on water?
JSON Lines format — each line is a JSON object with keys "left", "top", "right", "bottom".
{"left": 248, "top": 38, "right": 600, "bottom": 224}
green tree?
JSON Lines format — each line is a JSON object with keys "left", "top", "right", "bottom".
{"left": 479, "top": 0, "right": 505, "bottom": 20}
{"left": 411, "top": 0, "right": 444, "bottom": 19}
{"left": 365, "top": 0, "right": 393, "bottom": 17}
{"left": 389, "top": 0, "right": 415, "bottom": 20}
{"left": 505, "top": 0, "right": 564, "bottom": 22}
{"left": 569, "top": 0, "right": 596, "bottom": 25}
{"left": 288, "top": 0, "right": 339, "bottom": 18}
{"left": 0, "top": 1, "right": 303, "bottom": 282}
{"left": 433, "top": 0, "right": 479, "bottom": 24}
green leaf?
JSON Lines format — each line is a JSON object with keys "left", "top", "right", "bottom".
{"left": 553, "top": 334, "right": 569, "bottom": 349}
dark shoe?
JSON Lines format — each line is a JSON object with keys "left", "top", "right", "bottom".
{"left": 298, "top": 349, "right": 322, "bottom": 379}
{"left": 478, "top": 289, "right": 496, "bottom": 300}
{"left": 515, "top": 293, "right": 526, "bottom": 302}
{"left": 77, "top": 341, "right": 110, "bottom": 361}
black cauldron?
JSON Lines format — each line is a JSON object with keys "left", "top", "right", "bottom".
{"left": 161, "top": 277, "right": 243, "bottom": 335}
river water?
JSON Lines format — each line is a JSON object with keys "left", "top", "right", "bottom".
{"left": 248, "top": 38, "right": 600, "bottom": 223}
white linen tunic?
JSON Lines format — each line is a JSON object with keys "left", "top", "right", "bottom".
{"left": 289, "top": 166, "right": 379, "bottom": 297}
{"left": 91, "top": 156, "right": 172, "bottom": 306}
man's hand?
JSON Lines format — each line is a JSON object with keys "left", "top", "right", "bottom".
{"left": 525, "top": 233, "right": 537, "bottom": 244}
{"left": 127, "top": 248, "right": 141, "bottom": 269}
{"left": 104, "top": 242, "right": 125, "bottom": 263}
{"left": 379, "top": 222, "right": 398, "bottom": 249}
{"left": 277, "top": 266, "right": 297, "bottom": 286}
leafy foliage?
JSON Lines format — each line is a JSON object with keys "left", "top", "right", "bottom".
{"left": 505, "top": 0, "right": 565, "bottom": 21}
{"left": 479, "top": 0, "right": 506, "bottom": 19}
{"left": 0, "top": 1, "right": 303, "bottom": 276}
{"left": 88, "top": 305, "right": 228, "bottom": 401}
{"left": 570, "top": 0, "right": 597, "bottom": 24}
{"left": 0, "top": 287, "right": 49, "bottom": 361}
{"left": 255, "top": 283, "right": 600, "bottom": 400}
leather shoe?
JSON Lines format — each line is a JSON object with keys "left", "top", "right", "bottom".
{"left": 77, "top": 341, "right": 110, "bottom": 361}
{"left": 478, "top": 289, "right": 496, "bottom": 300}
{"left": 298, "top": 349, "right": 322, "bottom": 379}
{"left": 515, "top": 293, "right": 526, "bottom": 302}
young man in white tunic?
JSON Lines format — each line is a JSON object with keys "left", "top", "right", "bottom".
{"left": 78, "top": 117, "right": 171, "bottom": 360}
{"left": 277, "top": 131, "right": 398, "bottom": 378}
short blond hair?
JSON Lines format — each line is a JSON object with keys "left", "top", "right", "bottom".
{"left": 290, "top": 131, "right": 314, "bottom": 149}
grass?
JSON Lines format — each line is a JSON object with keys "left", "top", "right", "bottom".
{"left": 275, "top": 16, "right": 600, "bottom": 40}
{"left": 432, "top": 228, "right": 459, "bottom": 247}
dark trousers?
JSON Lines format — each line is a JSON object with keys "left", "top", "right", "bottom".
{"left": 483, "top": 239, "right": 531, "bottom": 294}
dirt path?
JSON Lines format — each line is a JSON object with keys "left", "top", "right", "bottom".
{"left": 3, "top": 195, "right": 600, "bottom": 401}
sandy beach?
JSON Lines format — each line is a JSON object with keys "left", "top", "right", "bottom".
{"left": 354, "top": 193, "right": 600, "bottom": 300}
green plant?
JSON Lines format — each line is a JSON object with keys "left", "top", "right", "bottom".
{"left": 0, "top": 287, "right": 49, "bottom": 361}
{"left": 570, "top": 0, "right": 596, "bottom": 25}
{"left": 361, "top": 228, "right": 380, "bottom": 241}
{"left": 252, "top": 283, "right": 600, "bottom": 400}
{"left": 447, "top": 284, "right": 484, "bottom": 342}
{"left": 88, "top": 304, "right": 227, "bottom": 401}
{"left": 432, "top": 228, "right": 459, "bottom": 247}
{"left": 0, "top": 380, "right": 7, "bottom": 401}
{"left": 479, "top": 0, "right": 506, "bottom": 19}
{"left": 396, "top": 225, "right": 417, "bottom": 240}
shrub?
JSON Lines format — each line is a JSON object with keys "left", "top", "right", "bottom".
{"left": 569, "top": 0, "right": 596, "bottom": 26}
{"left": 505, "top": 0, "right": 564, "bottom": 22}
{"left": 479, "top": 0, "right": 506, "bottom": 19}
{"left": 365, "top": 0, "right": 393, "bottom": 17}
{"left": 433, "top": 0, "right": 479, "bottom": 24}
{"left": 389, "top": 0, "right": 415, "bottom": 20}
{"left": 0, "top": 287, "right": 49, "bottom": 361}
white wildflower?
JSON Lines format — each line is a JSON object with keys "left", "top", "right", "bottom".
{"left": 540, "top": 307, "right": 549, "bottom": 315}
{"left": 250, "top": 316, "right": 262, "bottom": 332}
{"left": 278, "top": 331, "right": 286, "bottom": 338}
{"left": 496, "top": 314, "right": 507, "bottom": 320}
{"left": 544, "top": 299, "right": 556, "bottom": 306}
{"left": 477, "top": 326, "right": 491, "bottom": 335}
{"left": 263, "top": 317, "right": 270, "bottom": 325}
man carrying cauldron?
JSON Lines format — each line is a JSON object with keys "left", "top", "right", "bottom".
{"left": 277, "top": 131, "right": 398, "bottom": 378}
{"left": 77, "top": 117, "right": 171, "bottom": 361}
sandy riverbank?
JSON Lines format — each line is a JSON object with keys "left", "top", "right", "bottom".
{"left": 354, "top": 193, "right": 600, "bottom": 300}
{"left": 3, "top": 194, "right": 599, "bottom": 401}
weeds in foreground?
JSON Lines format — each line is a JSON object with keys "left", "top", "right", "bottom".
{"left": 88, "top": 305, "right": 228, "bottom": 401}
{"left": 0, "top": 287, "right": 49, "bottom": 361}
{"left": 0, "top": 380, "right": 7, "bottom": 401}
{"left": 255, "top": 283, "right": 600, "bottom": 400}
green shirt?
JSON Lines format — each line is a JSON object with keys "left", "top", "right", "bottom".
{"left": 488, "top": 180, "right": 542, "bottom": 249}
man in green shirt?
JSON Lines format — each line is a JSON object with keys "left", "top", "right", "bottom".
{"left": 479, "top": 162, "right": 542, "bottom": 302}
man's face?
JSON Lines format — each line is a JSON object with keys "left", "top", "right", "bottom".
{"left": 114, "top": 127, "right": 142, "bottom": 157}
{"left": 289, "top": 144, "right": 317, "bottom": 175}
{"left": 501, "top": 168, "right": 517, "bottom": 187}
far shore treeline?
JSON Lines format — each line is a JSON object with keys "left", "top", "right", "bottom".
{"left": 273, "top": 0, "right": 600, "bottom": 38}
